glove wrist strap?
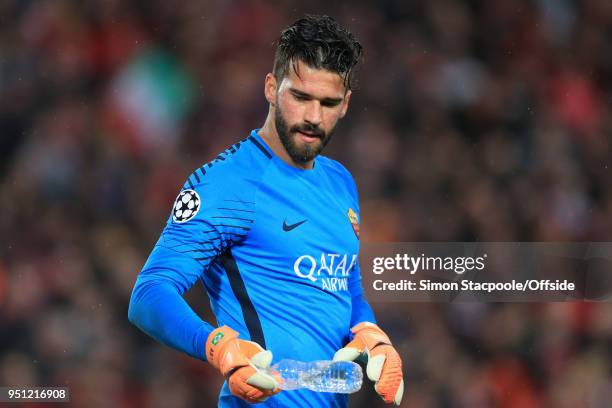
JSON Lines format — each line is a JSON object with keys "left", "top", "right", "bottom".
{"left": 351, "top": 322, "right": 392, "bottom": 349}
{"left": 206, "top": 326, "right": 241, "bottom": 374}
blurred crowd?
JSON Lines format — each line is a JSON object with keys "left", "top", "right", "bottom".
{"left": 1, "top": 0, "right": 611, "bottom": 406}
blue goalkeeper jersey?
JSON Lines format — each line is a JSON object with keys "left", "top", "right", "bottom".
{"left": 128, "top": 129, "right": 375, "bottom": 408}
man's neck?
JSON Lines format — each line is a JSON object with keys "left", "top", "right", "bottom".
{"left": 258, "top": 114, "right": 314, "bottom": 170}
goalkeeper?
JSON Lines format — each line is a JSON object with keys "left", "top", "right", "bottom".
{"left": 128, "top": 15, "right": 403, "bottom": 407}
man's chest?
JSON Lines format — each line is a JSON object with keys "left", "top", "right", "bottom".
{"left": 249, "top": 176, "right": 358, "bottom": 255}
{"left": 234, "top": 176, "right": 360, "bottom": 291}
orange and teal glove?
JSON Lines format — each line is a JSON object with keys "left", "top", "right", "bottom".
{"left": 206, "top": 326, "right": 280, "bottom": 404}
{"left": 333, "top": 322, "right": 404, "bottom": 405}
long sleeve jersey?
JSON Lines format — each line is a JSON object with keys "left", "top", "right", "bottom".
{"left": 128, "top": 129, "right": 375, "bottom": 407}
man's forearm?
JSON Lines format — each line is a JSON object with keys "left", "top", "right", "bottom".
{"left": 128, "top": 272, "right": 214, "bottom": 360}
{"left": 350, "top": 292, "right": 376, "bottom": 328}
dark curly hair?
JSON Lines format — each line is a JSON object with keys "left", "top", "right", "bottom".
{"left": 273, "top": 15, "right": 363, "bottom": 91}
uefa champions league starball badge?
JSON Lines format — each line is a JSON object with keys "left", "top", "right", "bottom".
{"left": 172, "top": 189, "right": 201, "bottom": 223}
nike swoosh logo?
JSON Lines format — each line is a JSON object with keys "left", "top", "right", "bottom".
{"left": 283, "top": 219, "right": 308, "bottom": 232}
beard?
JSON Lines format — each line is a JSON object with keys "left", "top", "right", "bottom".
{"left": 275, "top": 103, "right": 338, "bottom": 165}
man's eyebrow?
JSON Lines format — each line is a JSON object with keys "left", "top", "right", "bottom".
{"left": 289, "top": 88, "right": 343, "bottom": 104}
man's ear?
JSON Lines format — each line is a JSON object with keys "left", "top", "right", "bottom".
{"left": 340, "top": 90, "right": 352, "bottom": 118}
{"left": 264, "top": 73, "right": 277, "bottom": 105}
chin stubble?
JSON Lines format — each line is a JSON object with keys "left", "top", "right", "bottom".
{"left": 274, "top": 105, "right": 336, "bottom": 164}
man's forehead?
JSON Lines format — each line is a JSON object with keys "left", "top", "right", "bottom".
{"left": 278, "top": 60, "right": 347, "bottom": 97}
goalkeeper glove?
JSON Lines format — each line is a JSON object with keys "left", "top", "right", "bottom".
{"left": 206, "top": 326, "right": 280, "bottom": 403}
{"left": 333, "top": 322, "right": 404, "bottom": 405}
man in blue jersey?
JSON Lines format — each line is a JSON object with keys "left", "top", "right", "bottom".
{"left": 128, "top": 15, "right": 404, "bottom": 407}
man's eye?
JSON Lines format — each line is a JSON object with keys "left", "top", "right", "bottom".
{"left": 294, "top": 95, "right": 308, "bottom": 101}
{"left": 322, "top": 101, "right": 340, "bottom": 107}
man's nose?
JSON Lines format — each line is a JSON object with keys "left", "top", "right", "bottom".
{"left": 303, "top": 101, "right": 323, "bottom": 126}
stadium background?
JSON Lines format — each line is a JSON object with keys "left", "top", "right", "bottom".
{"left": 1, "top": 0, "right": 611, "bottom": 406}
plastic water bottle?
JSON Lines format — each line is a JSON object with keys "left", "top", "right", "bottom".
{"left": 262, "top": 359, "right": 362, "bottom": 393}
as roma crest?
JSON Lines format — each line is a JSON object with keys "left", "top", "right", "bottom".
{"left": 347, "top": 208, "right": 360, "bottom": 239}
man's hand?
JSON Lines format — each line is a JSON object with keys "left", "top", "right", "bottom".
{"left": 206, "top": 326, "right": 280, "bottom": 403}
{"left": 333, "top": 322, "right": 404, "bottom": 405}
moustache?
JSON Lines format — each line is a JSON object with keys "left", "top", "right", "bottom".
{"left": 291, "top": 124, "right": 325, "bottom": 139}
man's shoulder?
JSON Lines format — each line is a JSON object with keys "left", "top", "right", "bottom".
{"left": 317, "top": 155, "right": 356, "bottom": 185}
{"left": 184, "top": 135, "right": 273, "bottom": 190}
